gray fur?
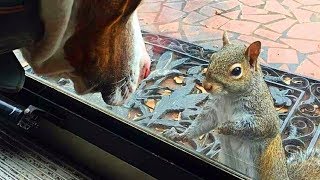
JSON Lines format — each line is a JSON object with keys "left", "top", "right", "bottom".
{"left": 163, "top": 33, "right": 320, "bottom": 180}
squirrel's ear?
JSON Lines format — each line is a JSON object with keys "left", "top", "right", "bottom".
{"left": 245, "top": 41, "right": 261, "bottom": 72}
{"left": 222, "top": 31, "right": 230, "bottom": 46}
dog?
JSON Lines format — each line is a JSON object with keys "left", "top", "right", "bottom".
{"left": 16, "top": 0, "right": 151, "bottom": 105}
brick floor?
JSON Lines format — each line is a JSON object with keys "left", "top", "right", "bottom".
{"left": 137, "top": 0, "right": 320, "bottom": 80}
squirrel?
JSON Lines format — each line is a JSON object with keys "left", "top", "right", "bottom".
{"left": 163, "top": 32, "right": 320, "bottom": 180}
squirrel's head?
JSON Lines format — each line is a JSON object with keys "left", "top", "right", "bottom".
{"left": 203, "top": 32, "right": 261, "bottom": 95}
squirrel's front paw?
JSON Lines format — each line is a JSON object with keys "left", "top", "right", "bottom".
{"left": 163, "top": 127, "right": 187, "bottom": 142}
{"left": 217, "top": 126, "right": 229, "bottom": 135}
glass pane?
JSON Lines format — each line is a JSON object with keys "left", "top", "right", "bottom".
{"left": 13, "top": 0, "right": 320, "bottom": 179}
{"left": 316, "top": 133, "right": 320, "bottom": 152}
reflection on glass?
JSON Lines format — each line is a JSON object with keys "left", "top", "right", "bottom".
{"left": 22, "top": 32, "right": 320, "bottom": 179}
{"left": 136, "top": 0, "right": 320, "bottom": 178}
{"left": 12, "top": 0, "right": 320, "bottom": 178}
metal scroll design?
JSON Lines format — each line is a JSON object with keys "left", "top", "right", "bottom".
{"left": 262, "top": 66, "right": 320, "bottom": 157}
{"left": 27, "top": 32, "right": 320, "bottom": 161}
{"left": 133, "top": 32, "right": 319, "bottom": 159}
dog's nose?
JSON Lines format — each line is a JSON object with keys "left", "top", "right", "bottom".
{"left": 143, "top": 63, "right": 151, "bottom": 78}
{"left": 139, "top": 54, "right": 151, "bottom": 81}
{"left": 203, "top": 81, "right": 213, "bottom": 91}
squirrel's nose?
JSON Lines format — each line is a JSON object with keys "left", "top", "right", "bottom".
{"left": 203, "top": 81, "right": 213, "bottom": 91}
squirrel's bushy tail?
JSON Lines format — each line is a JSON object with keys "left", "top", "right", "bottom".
{"left": 287, "top": 149, "right": 320, "bottom": 180}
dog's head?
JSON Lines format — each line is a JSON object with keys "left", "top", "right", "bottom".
{"left": 64, "top": 0, "right": 151, "bottom": 105}
{"left": 25, "top": 0, "right": 151, "bottom": 105}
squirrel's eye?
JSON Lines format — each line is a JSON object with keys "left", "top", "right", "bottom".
{"left": 229, "top": 63, "right": 243, "bottom": 79}
{"left": 231, "top": 67, "right": 241, "bottom": 76}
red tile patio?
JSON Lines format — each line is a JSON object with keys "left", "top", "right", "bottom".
{"left": 137, "top": 0, "right": 320, "bottom": 80}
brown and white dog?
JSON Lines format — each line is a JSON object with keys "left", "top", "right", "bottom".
{"left": 16, "top": 0, "right": 151, "bottom": 105}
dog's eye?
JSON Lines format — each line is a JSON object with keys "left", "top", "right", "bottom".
{"left": 229, "top": 63, "right": 243, "bottom": 79}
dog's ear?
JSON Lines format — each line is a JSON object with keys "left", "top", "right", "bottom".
{"left": 76, "top": 0, "right": 143, "bottom": 29}
{"left": 122, "top": 0, "right": 143, "bottom": 18}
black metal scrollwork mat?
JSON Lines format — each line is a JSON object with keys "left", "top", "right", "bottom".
{"left": 26, "top": 31, "right": 320, "bottom": 161}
